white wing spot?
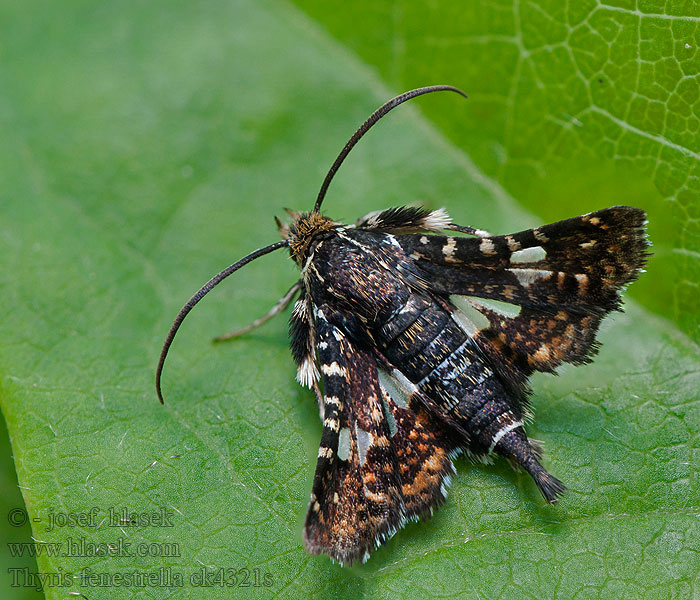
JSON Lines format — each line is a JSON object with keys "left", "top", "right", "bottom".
{"left": 323, "top": 417, "right": 339, "bottom": 432}
{"left": 442, "top": 237, "right": 458, "bottom": 261}
{"left": 386, "top": 234, "right": 402, "bottom": 248}
{"left": 533, "top": 228, "right": 549, "bottom": 242}
{"left": 355, "top": 423, "right": 373, "bottom": 467}
{"left": 510, "top": 246, "right": 546, "bottom": 263}
{"left": 321, "top": 362, "right": 347, "bottom": 377}
{"left": 378, "top": 370, "right": 409, "bottom": 409}
{"left": 450, "top": 296, "right": 490, "bottom": 335}
{"left": 337, "top": 428, "right": 351, "bottom": 461}
{"left": 318, "top": 446, "right": 334, "bottom": 458}
{"left": 399, "top": 297, "right": 417, "bottom": 314}
{"left": 324, "top": 395, "right": 341, "bottom": 407}
{"left": 479, "top": 238, "right": 497, "bottom": 256}
{"left": 458, "top": 295, "right": 521, "bottom": 318}
{"left": 508, "top": 268, "right": 550, "bottom": 288}
{"left": 506, "top": 236, "right": 521, "bottom": 251}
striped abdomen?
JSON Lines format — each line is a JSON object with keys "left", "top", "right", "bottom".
{"left": 375, "top": 291, "right": 565, "bottom": 501}
{"left": 377, "top": 293, "right": 522, "bottom": 454}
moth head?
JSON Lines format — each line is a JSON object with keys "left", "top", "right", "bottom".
{"left": 280, "top": 211, "right": 337, "bottom": 265}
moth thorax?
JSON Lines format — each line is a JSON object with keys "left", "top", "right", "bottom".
{"left": 286, "top": 212, "right": 336, "bottom": 264}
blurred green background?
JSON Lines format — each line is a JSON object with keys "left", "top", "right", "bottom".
{"left": 0, "top": 0, "right": 697, "bottom": 599}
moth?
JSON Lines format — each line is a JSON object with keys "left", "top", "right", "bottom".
{"left": 156, "top": 85, "right": 649, "bottom": 566}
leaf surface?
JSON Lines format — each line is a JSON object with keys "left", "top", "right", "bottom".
{"left": 0, "top": 1, "right": 697, "bottom": 599}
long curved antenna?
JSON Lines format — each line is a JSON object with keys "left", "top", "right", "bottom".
{"left": 313, "top": 85, "right": 468, "bottom": 214}
{"left": 156, "top": 240, "right": 289, "bottom": 403}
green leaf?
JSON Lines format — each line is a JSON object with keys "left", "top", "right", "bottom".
{"left": 0, "top": 415, "right": 43, "bottom": 600}
{"left": 0, "top": 1, "right": 697, "bottom": 599}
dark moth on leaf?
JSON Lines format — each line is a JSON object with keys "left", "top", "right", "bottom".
{"left": 156, "top": 86, "right": 649, "bottom": 566}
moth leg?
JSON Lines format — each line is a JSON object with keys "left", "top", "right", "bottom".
{"left": 213, "top": 280, "right": 301, "bottom": 342}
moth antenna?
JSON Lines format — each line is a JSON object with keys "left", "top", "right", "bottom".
{"left": 313, "top": 85, "right": 467, "bottom": 214}
{"left": 156, "top": 240, "right": 289, "bottom": 404}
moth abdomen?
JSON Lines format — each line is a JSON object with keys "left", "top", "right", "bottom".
{"left": 378, "top": 296, "right": 501, "bottom": 418}
{"left": 493, "top": 426, "right": 566, "bottom": 503}
{"left": 382, "top": 301, "right": 451, "bottom": 369}
{"left": 372, "top": 286, "right": 563, "bottom": 500}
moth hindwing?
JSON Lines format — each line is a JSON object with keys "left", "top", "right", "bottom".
{"left": 156, "top": 86, "right": 649, "bottom": 566}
